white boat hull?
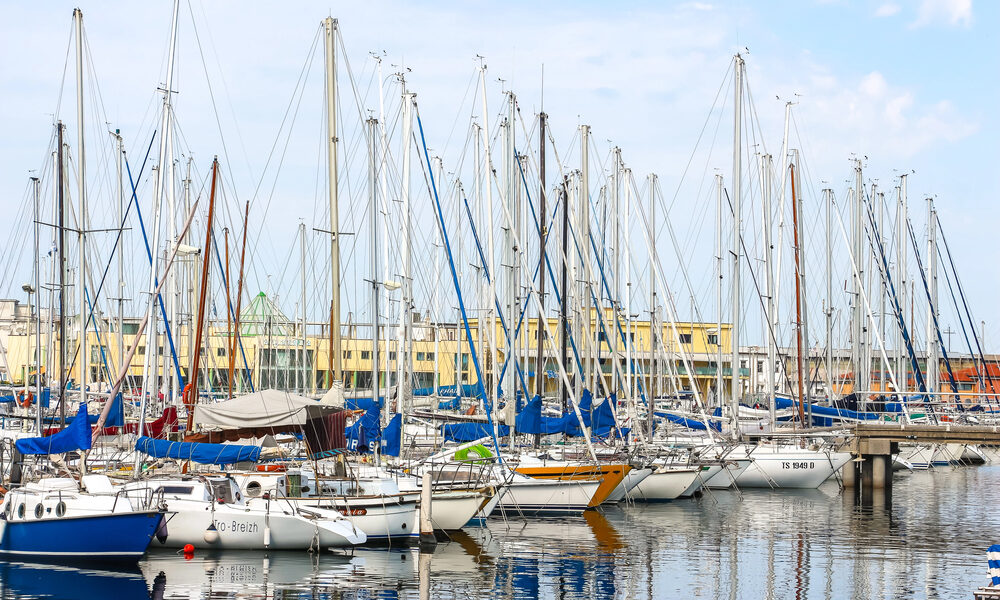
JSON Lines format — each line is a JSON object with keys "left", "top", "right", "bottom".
{"left": 737, "top": 448, "right": 851, "bottom": 489}
{"left": 632, "top": 467, "right": 700, "bottom": 502}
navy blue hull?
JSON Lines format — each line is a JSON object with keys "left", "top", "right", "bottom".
{"left": 0, "top": 511, "right": 164, "bottom": 562}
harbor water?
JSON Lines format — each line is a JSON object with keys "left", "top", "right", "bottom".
{"left": 0, "top": 465, "right": 994, "bottom": 599}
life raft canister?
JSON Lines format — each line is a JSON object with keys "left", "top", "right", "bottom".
{"left": 454, "top": 443, "right": 493, "bottom": 464}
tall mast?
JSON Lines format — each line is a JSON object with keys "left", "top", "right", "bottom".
{"left": 300, "top": 222, "right": 308, "bottom": 393}
{"left": 926, "top": 198, "right": 939, "bottom": 395}
{"left": 896, "top": 175, "right": 909, "bottom": 393}
{"left": 323, "top": 17, "right": 342, "bottom": 386}
{"left": 57, "top": 123, "right": 66, "bottom": 428}
{"left": 824, "top": 188, "right": 835, "bottom": 400}
{"left": 32, "top": 176, "right": 42, "bottom": 433}
{"left": 224, "top": 228, "right": 232, "bottom": 397}
{"left": 559, "top": 178, "right": 570, "bottom": 413}
{"left": 141, "top": 0, "right": 179, "bottom": 412}
{"left": 730, "top": 54, "right": 744, "bottom": 428}
{"left": 852, "top": 160, "right": 867, "bottom": 401}
{"left": 790, "top": 159, "right": 807, "bottom": 424}
{"left": 716, "top": 173, "right": 724, "bottom": 409}
{"left": 477, "top": 66, "right": 497, "bottom": 418}
{"left": 74, "top": 8, "right": 88, "bottom": 407}
{"left": 398, "top": 91, "right": 415, "bottom": 415}
{"left": 502, "top": 93, "right": 517, "bottom": 413}
{"left": 367, "top": 118, "right": 380, "bottom": 417}
{"left": 184, "top": 158, "right": 219, "bottom": 431}
{"left": 648, "top": 173, "right": 658, "bottom": 439}
{"left": 112, "top": 130, "right": 124, "bottom": 373}
{"left": 793, "top": 150, "right": 810, "bottom": 413}
{"left": 230, "top": 202, "right": 249, "bottom": 394}
{"left": 534, "top": 110, "right": 547, "bottom": 445}
{"left": 580, "top": 124, "right": 593, "bottom": 395}
{"left": 761, "top": 155, "right": 777, "bottom": 422}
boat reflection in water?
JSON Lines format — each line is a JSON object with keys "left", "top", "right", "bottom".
{"left": 0, "top": 561, "right": 149, "bottom": 599}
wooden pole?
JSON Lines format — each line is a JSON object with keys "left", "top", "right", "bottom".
{"left": 185, "top": 158, "right": 219, "bottom": 431}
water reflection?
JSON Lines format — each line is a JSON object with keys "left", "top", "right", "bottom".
{"left": 0, "top": 467, "right": 995, "bottom": 599}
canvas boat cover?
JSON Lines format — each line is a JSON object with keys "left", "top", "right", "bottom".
{"left": 193, "top": 388, "right": 340, "bottom": 430}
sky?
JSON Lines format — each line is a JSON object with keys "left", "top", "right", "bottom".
{"left": 0, "top": 0, "right": 997, "bottom": 351}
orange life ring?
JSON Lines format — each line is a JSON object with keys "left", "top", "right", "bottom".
{"left": 17, "top": 391, "right": 32, "bottom": 408}
{"left": 255, "top": 464, "right": 286, "bottom": 472}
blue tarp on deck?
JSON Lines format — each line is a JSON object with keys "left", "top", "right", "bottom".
{"left": 134, "top": 436, "right": 261, "bottom": 465}
{"left": 441, "top": 422, "right": 510, "bottom": 442}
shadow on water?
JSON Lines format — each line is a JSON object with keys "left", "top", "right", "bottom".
{"left": 1, "top": 468, "right": 999, "bottom": 598}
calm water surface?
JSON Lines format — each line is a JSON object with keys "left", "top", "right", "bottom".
{"left": 0, "top": 465, "right": 996, "bottom": 599}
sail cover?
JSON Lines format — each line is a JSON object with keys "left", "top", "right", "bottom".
{"left": 193, "top": 389, "right": 340, "bottom": 430}
{"left": 135, "top": 436, "right": 261, "bottom": 465}
{"left": 16, "top": 403, "right": 93, "bottom": 455}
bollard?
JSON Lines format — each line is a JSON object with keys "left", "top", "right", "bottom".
{"left": 419, "top": 472, "right": 436, "bottom": 548}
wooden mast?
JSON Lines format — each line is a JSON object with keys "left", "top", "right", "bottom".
{"left": 185, "top": 158, "right": 219, "bottom": 431}
{"left": 789, "top": 161, "right": 807, "bottom": 425}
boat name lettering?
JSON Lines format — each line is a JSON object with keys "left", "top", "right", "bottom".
{"left": 339, "top": 508, "right": 368, "bottom": 516}
{"left": 781, "top": 462, "right": 816, "bottom": 469}
{"left": 216, "top": 520, "right": 260, "bottom": 533}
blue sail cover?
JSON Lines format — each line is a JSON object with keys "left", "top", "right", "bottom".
{"left": 16, "top": 403, "right": 93, "bottom": 455}
{"left": 514, "top": 393, "right": 620, "bottom": 437}
{"left": 380, "top": 413, "right": 402, "bottom": 457}
{"left": 134, "top": 436, "right": 260, "bottom": 465}
{"left": 774, "top": 397, "right": 897, "bottom": 421}
{"left": 657, "top": 411, "right": 723, "bottom": 432}
{"left": 442, "top": 422, "right": 510, "bottom": 442}
{"left": 345, "top": 407, "right": 381, "bottom": 453}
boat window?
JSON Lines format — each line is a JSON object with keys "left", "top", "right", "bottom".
{"left": 209, "top": 480, "right": 235, "bottom": 503}
{"left": 33, "top": 504, "right": 43, "bottom": 519}
{"left": 159, "top": 485, "right": 195, "bottom": 496}
{"left": 55, "top": 502, "right": 66, "bottom": 517}
{"left": 246, "top": 481, "right": 262, "bottom": 497}
{"left": 16, "top": 504, "right": 24, "bottom": 519}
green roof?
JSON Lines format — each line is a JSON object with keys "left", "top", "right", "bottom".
{"left": 238, "top": 292, "right": 293, "bottom": 337}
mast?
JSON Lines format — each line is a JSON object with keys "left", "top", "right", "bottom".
{"left": 761, "top": 156, "right": 777, "bottom": 423}
{"left": 580, "top": 124, "right": 593, "bottom": 395}
{"left": 502, "top": 93, "right": 517, "bottom": 414}
{"left": 224, "top": 228, "right": 233, "bottom": 398}
{"left": 824, "top": 188, "right": 835, "bottom": 399}
{"left": 852, "top": 160, "right": 867, "bottom": 402}
{"left": 398, "top": 91, "right": 415, "bottom": 415}
{"left": 57, "top": 122, "right": 67, "bottom": 428}
{"left": 32, "top": 176, "right": 41, "bottom": 433}
{"left": 716, "top": 173, "right": 724, "bottom": 409}
{"left": 300, "top": 222, "right": 307, "bottom": 393}
{"left": 559, "top": 178, "right": 570, "bottom": 413}
{"left": 793, "top": 150, "right": 810, "bottom": 414}
{"left": 74, "top": 8, "right": 88, "bottom": 407}
{"left": 477, "top": 66, "right": 498, "bottom": 420}
{"left": 112, "top": 130, "right": 124, "bottom": 373}
{"left": 368, "top": 117, "right": 380, "bottom": 418}
{"left": 230, "top": 202, "right": 249, "bottom": 395}
{"left": 648, "top": 173, "right": 658, "bottom": 439}
{"left": 896, "top": 175, "right": 909, "bottom": 393}
{"left": 730, "top": 54, "right": 744, "bottom": 429}
{"left": 323, "top": 17, "right": 342, "bottom": 386}
{"left": 534, "top": 110, "right": 547, "bottom": 445}
{"left": 184, "top": 158, "right": 219, "bottom": 431}
{"left": 789, "top": 159, "right": 807, "bottom": 424}
{"left": 926, "top": 198, "right": 939, "bottom": 395}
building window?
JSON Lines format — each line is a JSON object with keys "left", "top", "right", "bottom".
{"left": 707, "top": 334, "right": 718, "bottom": 345}
{"left": 389, "top": 351, "right": 397, "bottom": 361}
{"left": 426, "top": 352, "right": 435, "bottom": 361}
{"left": 122, "top": 323, "right": 139, "bottom": 335}
{"left": 217, "top": 347, "right": 226, "bottom": 357}
{"left": 343, "top": 350, "right": 352, "bottom": 359}
{"left": 679, "top": 333, "right": 692, "bottom": 344}
{"left": 416, "top": 352, "right": 425, "bottom": 361}
{"left": 361, "top": 351, "right": 371, "bottom": 360}
{"left": 740, "top": 359, "right": 747, "bottom": 369}
{"left": 757, "top": 360, "right": 764, "bottom": 373}
{"left": 137, "top": 346, "right": 145, "bottom": 355}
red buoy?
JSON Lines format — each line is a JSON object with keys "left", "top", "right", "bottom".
{"left": 183, "top": 544, "right": 195, "bottom": 555}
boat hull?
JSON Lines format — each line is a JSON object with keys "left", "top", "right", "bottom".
{"left": 514, "top": 463, "right": 630, "bottom": 507}
{"left": 737, "top": 448, "right": 852, "bottom": 489}
{"left": 496, "top": 477, "right": 601, "bottom": 515}
{"left": 0, "top": 511, "right": 163, "bottom": 562}
{"left": 632, "top": 467, "right": 701, "bottom": 502}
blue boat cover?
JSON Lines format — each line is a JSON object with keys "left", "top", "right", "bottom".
{"left": 514, "top": 391, "right": 620, "bottom": 437}
{"left": 774, "top": 397, "right": 894, "bottom": 420}
{"left": 380, "top": 413, "right": 402, "bottom": 457}
{"left": 134, "top": 436, "right": 261, "bottom": 465}
{"left": 16, "top": 403, "right": 93, "bottom": 455}
{"left": 345, "top": 405, "right": 381, "bottom": 453}
{"left": 442, "top": 422, "right": 510, "bottom": 442}
{"left": 657, "top": 411, "right": 722, "bottom": 432}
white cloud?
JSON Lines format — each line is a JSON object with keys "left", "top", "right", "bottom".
{"left": 874, "top": 3, "right": 901, "bottom": 17}
{"left": 910, "top": 0, "right": 972, "bottom": 28}
{"left": 859, "top": 71, "right": 888, "bottom": 97}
